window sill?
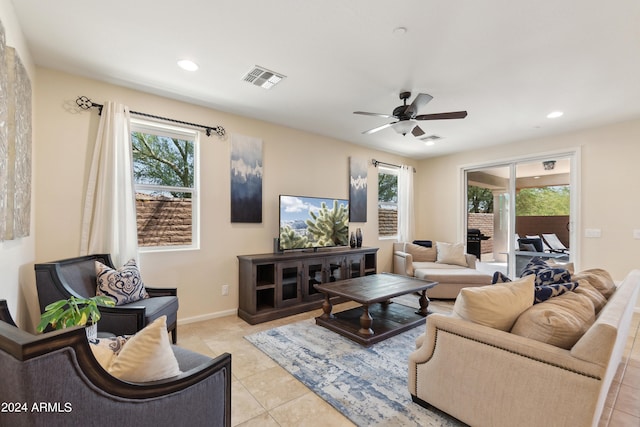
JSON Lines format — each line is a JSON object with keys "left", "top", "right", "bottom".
{"left": 139, "top": 245, "right": 200, "bottom": 254}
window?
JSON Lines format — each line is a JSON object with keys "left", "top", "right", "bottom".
{"left": 130, "top": 119, "right": 199, "bottom": 250}
{"left": 378, "top": 166, "right": 398, "bottom": 237}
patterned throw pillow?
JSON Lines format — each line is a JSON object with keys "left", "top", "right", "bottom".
{"left": 492, "top": 271, "right": 511, "bottom": 284}
{"left": 520, "top": 257, "right": 572, "bottom": 287}
{"left": 520, "top": 257, "right": 549, "bottom": 275}
{"left": 89, "top": 335, "right": 130, "bottom": 367}
{"left": 492, "top": 268, "right": 578, "bottom": 304}
{"left": 89, "top": 316, "right": 181, "bottom": 382}
{"left": 96, "top": 259, "right": 149, "bottom": 305}
{"left": 534, "top": 282, "right": 579, "bottom": 304}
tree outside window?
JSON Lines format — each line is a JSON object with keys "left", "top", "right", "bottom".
{"left": 378, "top": 168, "right": 398, "bottom": 237}
{"left": 130, "top": 120, "right": 199, "bottom": 249}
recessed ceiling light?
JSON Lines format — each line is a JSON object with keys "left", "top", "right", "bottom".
{"left": 177, "top": 60, "right": 199, "bottom": 71}
{"left": 393, "top": 26, "right": 407, "bottom": 35}
{"left": 547, "top": 111, "right": 563, "bottom": 119}
{"left": 424, "top": 141, "right": 435, "bottom": 146}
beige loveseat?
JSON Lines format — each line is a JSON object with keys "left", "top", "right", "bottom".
{"left": 393, "top": 242, "right": 493, "bottom": 299}
{"left": 408, "top": 268, "right": 640, "bottom": 427}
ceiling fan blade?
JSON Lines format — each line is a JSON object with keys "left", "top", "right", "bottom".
{"left": 354, "top": 111, "right": 394, "bottom": 119}
{"left": 415, "top": 111, "right": 468, "bottom": 121}
{"left": 362, "top": 122, "right": 394, "bottom": 135}
{"left": 405, "top": 93, "right": 433, "bottom": 117}
{"left": 411, "top": 125, "right": 425, "bottom": 137}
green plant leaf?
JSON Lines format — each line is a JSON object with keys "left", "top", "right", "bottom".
{"left": 43, "top": 300, "right": 67, "bottom": 312}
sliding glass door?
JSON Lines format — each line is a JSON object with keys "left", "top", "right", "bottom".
{"left": 466, "top": 164, "right": 514, "bottom": 274}
{"left": 464, "top": 153, "right": 576, "bottom": 277}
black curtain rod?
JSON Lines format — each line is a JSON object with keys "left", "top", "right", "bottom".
{"left": 371, "top": 158, "right": 416, "bottom": 172}
{"left": 75, "top": 96, "right": 226, "bottom": 138}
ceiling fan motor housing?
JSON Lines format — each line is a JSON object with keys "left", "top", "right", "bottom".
{"left": 393, "top": 105, "right": 411, "bottom": 120}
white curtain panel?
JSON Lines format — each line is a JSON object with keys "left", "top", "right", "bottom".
{"left": 397, "top": 165, "right": 415, "bottom": 243}
{"left": 80, "top": 102, "right": 138, "bottom": 267}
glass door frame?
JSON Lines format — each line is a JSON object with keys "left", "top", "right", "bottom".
{"left": 460, "top": 148, "right": 581, "bottom": 278}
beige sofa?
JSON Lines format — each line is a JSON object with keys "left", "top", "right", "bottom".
{"left": 393, "top": 242, "right": 493, "bottom": 299}
{"left": 408, "top": 268, "right": 640, "bottom": 427}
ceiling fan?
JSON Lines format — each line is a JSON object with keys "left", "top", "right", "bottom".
{"left": 354, "top": 91, "right": 467, "bottom": 137}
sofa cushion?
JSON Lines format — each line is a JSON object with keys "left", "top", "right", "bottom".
{"left": 415, "top": 267, "right": 492, "bottom": 285}
{"left": 452, "top": 275, "right": 535, "bottom": 331}
{"left": 511, "top": 291, "right": 596, "bottom": 349}
{"left": 436, "top": 242, "right": 468, "bottom": 267}
{"left": 106, "top": 315, "right": 181, "bottom": 382}
{"left": 96, "top": 258, "right": 149, "bottom": 305}
{"left": 573, "top": 279, "right": 608, "bottom": 313}
{"left": 572, "top": 269, "right": 616, "bottom": 300}
{"left": 405, "top": 243, "right": 437, "bottom": 262}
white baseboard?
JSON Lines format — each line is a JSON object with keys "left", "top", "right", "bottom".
{"left": 178, "top": 308, "right": 238, "bottom": 325}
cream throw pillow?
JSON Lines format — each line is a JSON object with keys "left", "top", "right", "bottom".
{"left": 435, "top": 242, "right": 468, "bottom": 267}
{"left": 405, "top": 243, "right": 437, "bottom": 262}
{"left": 106, "top": 316, "right": 181, "bottom": 382}
{"left": 452, "top": 275, "right": 535, "bottom": 331}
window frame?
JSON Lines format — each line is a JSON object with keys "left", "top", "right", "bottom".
{"left": 130, "top": 118, "right": 200, "bottom": 252}
{"left": 377, "top": 165, "right": 399, "bottom": 240}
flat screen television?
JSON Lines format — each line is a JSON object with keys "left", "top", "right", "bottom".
{"left": 279, "top": 195, "right": 349, "bottom": 251}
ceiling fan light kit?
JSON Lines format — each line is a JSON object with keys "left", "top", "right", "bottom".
{"left": 354, "top": 91, "right": 467, "bottom": 138}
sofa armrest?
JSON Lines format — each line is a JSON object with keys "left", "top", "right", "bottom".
{"left": 393, "top": 251, "right": 414, "bottom": 276}
{"left": 146, "top": 287, "right": 178, "bottom": 297}
{"left": 409, "top": 314, "right": 606, "bottom": 427}
{"left": 1, "top": 322, "right": 232, "bottom": 426}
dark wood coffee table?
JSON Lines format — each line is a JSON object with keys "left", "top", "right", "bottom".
{"left": 314, "top": 273, "right": 438, "bottom": 346}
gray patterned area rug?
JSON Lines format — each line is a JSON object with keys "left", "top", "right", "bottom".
{"left": 245, "top": 300, "right": 464, "bottom": 427}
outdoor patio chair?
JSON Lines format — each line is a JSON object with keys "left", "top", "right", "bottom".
{"left": 542, "top": 233, "right": 570, "bottom": 254}
{"left": 526, "top": 234, "right": 551, "bottom": 252}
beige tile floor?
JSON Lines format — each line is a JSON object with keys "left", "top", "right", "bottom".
{"left": 177, "top": 304, "right": 640, "bottom": 427}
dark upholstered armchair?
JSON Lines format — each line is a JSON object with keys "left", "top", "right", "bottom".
{"left": 0, "top": 299, "right": 231, "bottom": 427}
{"left": 35, "top": 254, "right": 179, "bottom": 343}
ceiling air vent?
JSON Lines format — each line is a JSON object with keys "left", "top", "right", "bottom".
{"left": 419, "top": 134, "right": 442, "bottom": 143}
{"left": 242, "top": 66, "right": 286, "bottom": 90}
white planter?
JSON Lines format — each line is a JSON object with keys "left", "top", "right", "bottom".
{"left": 85, "top": 323, "right": 98, "bottom": 341}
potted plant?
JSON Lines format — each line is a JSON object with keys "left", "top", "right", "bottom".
{"left": 37, "top": 295, "right": 115, "bottom": 339}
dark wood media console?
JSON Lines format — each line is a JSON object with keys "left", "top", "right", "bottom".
{"left": 237, "top": 247, "right": 378, "bottom": 324}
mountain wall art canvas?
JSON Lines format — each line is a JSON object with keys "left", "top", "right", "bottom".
{"left": 231, "top": 134, "right": 263, "bottom": 223}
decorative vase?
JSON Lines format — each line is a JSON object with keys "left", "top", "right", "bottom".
{"left": 350, "top": 232, "right": 356, "bottom": 248}
{"left": 356, "top": 228, "right": 363, "bottom": 248}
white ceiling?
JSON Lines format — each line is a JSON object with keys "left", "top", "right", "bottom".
{"left": 11, "top": 0, "right": 640, "bottom": 159}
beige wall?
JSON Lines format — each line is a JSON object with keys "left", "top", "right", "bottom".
{"left": 3, "top": 0, "right": 638, "bottom": 330}
{"left": 0, "top": 0, "right": 38, "bottom": 329}
{"left": 33, "top": 68, "right": 415, "bottom": 325}
{"left": 416, "top": 118, "right": 640, "bottom": 283}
